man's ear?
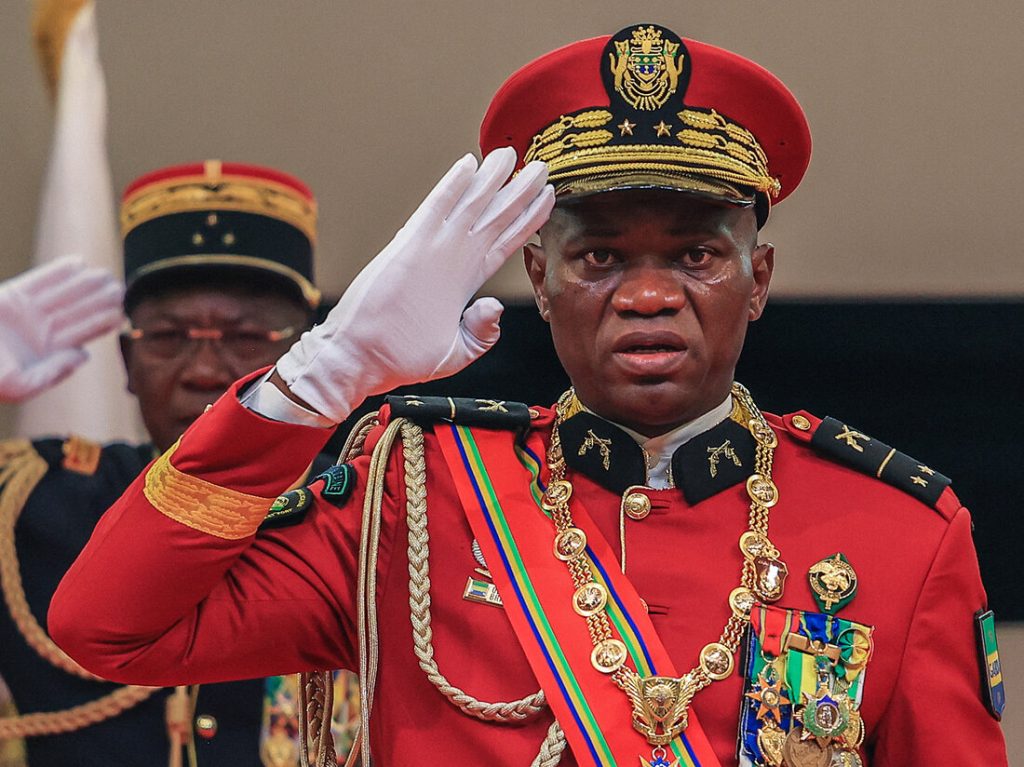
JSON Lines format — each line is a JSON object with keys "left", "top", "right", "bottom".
{"left": 749, "top": 243, "right": 775, "bottom": 321}
{"left": 119, "top": 333, "right": 137, "bottom": 395}
{"left": 523, "top": 243, "right": 551, "bottom": 322}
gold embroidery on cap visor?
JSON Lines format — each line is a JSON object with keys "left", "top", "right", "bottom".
{"left": 121, "top": 174, "right": 318, "bottom": 245}
{"left": 523, "top": 107, "right": 780, "bottom": 200}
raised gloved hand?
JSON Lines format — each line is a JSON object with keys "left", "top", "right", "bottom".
{"left": 276, "top": 147, "right": 554, "bottom": 423}
{"left": 0, "top": 255, "right": 124, "bottom": 403}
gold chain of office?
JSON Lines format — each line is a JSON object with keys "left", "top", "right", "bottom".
{"left": 546, "top": 383, "right": 786, "bottom": 747}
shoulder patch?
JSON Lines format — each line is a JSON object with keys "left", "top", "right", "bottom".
{"left": 61, "top": 435, "right": 102, "bottom": 475}
{"left": 260, "top": 486, "right": 314, "bottom": 529}
{"left": 386, "top": 395, "right": 532, "bottom": 430}
{"left": 805, "top": 415, "right": 952, "bottom": 508}
{"left": 313, "top": 463, "right": 356, "bottom": 508}
{"left": 975, "top": 609, "right": 1006, "bottom": 720}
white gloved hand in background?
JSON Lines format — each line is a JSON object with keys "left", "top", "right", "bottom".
{"left": 276, "top": 147, "right": 554, "bottom": 423}
{"left": 0, "top": 255, "right": 124, "bottom": 403}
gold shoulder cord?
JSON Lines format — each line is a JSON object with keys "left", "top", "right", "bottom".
{"left": 0, "top": 440, "right": 158, "bottom": 740}
{"left": 333, "top": 417, "right": 567, "bottom": 766}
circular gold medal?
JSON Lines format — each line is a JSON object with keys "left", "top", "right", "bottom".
{"left": 728, "top": 587, "right": 756, "bottom": 618}
{"left": 698, "top": 642, "right": 734, "bottom": 680}
{"left": 553, "top": 528, "right": 587, "bottom": 560}
{"left": 746, "top": 473, "right": 779, "bottom": 507}
{"left": 591, "top": 638, "right": 627, "bottom": 673}
{"left": 573, "top": 583, "right": 608, "bottom": 617}
{"left": 781, "top": 727, "right": 831, "bottom": 767}
{"left": 739, "top": 531, "right": 778, "bottom": 560}
{"left": 542, "top": 479, "right": 573, "bottom": 510}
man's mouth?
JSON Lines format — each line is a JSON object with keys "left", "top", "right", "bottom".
{"left": 611, "top": 331, "right": 689, "bottom": 376}
{"left": 612, "top": 331, "right": 687, "bottom": 354}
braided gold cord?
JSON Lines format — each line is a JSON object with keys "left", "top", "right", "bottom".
{"left": 402, "top": 422, "right": 547, "bottom": 722}
{"left": 0, "top": 685, "right": 157, "bottom": 740}
{"left": 0, "top": 440, "right": 159, "bottom": 738}
{"left": 529, "top": 720, "right": 567, "bottom": 767}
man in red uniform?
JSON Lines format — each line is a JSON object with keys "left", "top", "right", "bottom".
{"left": 48, "top": 25, "right": 1007, "bottom": 766}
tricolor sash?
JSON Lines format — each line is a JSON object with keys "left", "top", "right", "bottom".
{"left": 435, "top": 423, "right": 722, "bottom": 767}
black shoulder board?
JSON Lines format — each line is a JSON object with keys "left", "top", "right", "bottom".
{"left": 811, "top": 416, "right": 952, "bottom": 508}
{"left": 387, "top": 395, "right": 531, "bottom": 430}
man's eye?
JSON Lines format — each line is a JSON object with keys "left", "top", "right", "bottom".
{"left": 582, "top": 250, "right": 617, "bottom": 266}
{"left": 682, "top": 248, "right": 714, "bottom": 267}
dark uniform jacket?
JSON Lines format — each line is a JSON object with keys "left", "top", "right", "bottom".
{"left": 0, "top": 437, "right": 264, "bottom": 766}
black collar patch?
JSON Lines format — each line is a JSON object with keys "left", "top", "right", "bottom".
{"left": 560, "top": 412, "right": 647, "bottom": 494}
{"left": 672, "top": 417, "right": 757, "bottom": 505}
{"left": 560, "top": 411, "right": 755, "bottom": 503}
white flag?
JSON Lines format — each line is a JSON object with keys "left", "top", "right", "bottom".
{"left": 18, "top": 1, "right": 143, "bottom": 442}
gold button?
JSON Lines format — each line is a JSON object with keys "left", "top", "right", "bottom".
{"left": 622, "top": 491, "right": 651, "bottom": 520}
{"left": 791, "top": 415, "right": 811, "bottom": 431}
{"left": 195, "top": 714, "right": 218, "bottom": 739}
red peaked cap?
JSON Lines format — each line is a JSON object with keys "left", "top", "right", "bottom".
{"left": 480, "top": 26, "right": 811, "bottom": 223}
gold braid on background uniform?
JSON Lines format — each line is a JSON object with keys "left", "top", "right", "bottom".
{"left": 0, "top": 439, "right": 158, "bottom": 739}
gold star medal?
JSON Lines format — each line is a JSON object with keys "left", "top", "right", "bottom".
{"left": 746, "top": 668, "right": 791, "bottom": 722}
{"left": 808, "top": 552, "right": 858, "bottom": 614}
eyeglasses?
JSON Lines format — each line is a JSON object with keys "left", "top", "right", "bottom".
{"left": 122, "top": 325, "right": 300, "bottom": 362}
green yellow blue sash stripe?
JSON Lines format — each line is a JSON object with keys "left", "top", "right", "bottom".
{"left": 437, "top": 424, "right": 721, "bottom": 767}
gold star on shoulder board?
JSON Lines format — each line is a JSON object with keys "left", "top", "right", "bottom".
{"left": 617, "top": 119, "right": 636, "bottom": 136}
{"left": 654, "top": 120, "right": 673, "bottom": 137}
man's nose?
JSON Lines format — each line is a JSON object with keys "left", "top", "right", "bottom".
{"left": 612, "top": 264, "right": 685, "bottom": 316}
{"left": 177, "top": 338, "right": 236, "bottom": 390}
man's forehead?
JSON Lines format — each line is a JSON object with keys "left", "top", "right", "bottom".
{"left": 130, "top": 284, "right": 301, "bottom": 322}
{"left": 547, "top": 189, "right": 755, "bottom": 232}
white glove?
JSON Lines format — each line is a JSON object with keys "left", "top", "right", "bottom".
{"left": 277, "top": 147, "right": 555, "bottom": 423}
{"left": 0, "top": 255, "right": 124, "bottom": 403}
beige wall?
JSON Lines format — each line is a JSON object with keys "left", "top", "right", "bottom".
{"left": 2, "top": 1, "right": 1023, "bottom": 299}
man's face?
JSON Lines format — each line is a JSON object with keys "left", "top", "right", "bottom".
{"left": 525, "top": 189, "right": 773, "bottom": 436}
{"left": 121, "top": 284, "right": 308, "bottom": 452}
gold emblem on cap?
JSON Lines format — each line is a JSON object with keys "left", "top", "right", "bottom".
{"left": 608, "top": 25, "right": 685, "bottom": 111}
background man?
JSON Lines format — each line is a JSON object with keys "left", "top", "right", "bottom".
{"left": 49, "top": 26, "right": 1007, "bottom": 767}
{"left": 0, "top": 160, "right": 327, "bottom": 766}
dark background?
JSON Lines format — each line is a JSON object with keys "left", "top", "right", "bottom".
{"left": 327, "top": 301, "right": 1023, "bottom": 620}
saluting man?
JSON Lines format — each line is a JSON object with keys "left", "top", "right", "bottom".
{"left": 0, "top": 161, "right": 347, "bottom": 766}
{"left": 49, "top": 26, "right": 1007, "bottom": 767}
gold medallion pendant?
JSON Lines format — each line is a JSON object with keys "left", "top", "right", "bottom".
{"left": 624, "top": 673, "right": 698, "bottom": 746}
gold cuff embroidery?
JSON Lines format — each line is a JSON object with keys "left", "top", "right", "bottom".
{"left": 144, "top": 443, "right": 276, "bottom": 540}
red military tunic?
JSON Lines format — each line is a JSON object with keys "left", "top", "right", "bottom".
{"left": 49, "top": 373, "right": 1007, "bottom": 766}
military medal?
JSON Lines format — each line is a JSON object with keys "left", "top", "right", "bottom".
{"left": 799, "top": 684, "right": 852, "bottom": 746}
{"left": 757, "top": 720, "right": 787, "bottom": 766}
{"left": 782, "top": 727, "right": 832, "bottom": 767}
{"left": 808, "top": 553, "right": 858, "bottom": 614}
